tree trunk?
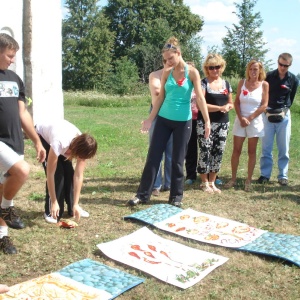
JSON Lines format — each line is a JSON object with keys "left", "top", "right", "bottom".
{"left": 23, "top": 0, "right": 33, "bottom": 116}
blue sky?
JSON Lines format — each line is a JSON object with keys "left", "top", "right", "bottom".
{"left": 61, "top": 0, "right": 300, "bottom": 74}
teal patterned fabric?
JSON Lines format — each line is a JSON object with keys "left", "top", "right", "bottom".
{"left": 57, "top": 259, "right": 144, "bottom": 299}
{"left": 124, "top": 204, "right": 183, "bottom": 224}
{"left": 239, "top": 232, "right": 300, "bottom": 267}
{"left": 124, "top": 204, "right": 300, "bottom": 267}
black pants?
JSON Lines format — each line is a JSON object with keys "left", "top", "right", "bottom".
{"left": 40, "top": 136, "right": 74, "bottom": 219}
{"left": 185, "top": 119, "right": 198, "bottom": 180}
{"left": 136, "top": 116, "right": 192, "bottom": 203}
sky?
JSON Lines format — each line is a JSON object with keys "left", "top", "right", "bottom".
{"left": 61, "top": 0, "right": 300, "bottom": 75}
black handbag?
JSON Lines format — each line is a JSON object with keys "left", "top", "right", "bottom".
{"left": 265, "top": 108, "right": 286, "bottom": 123}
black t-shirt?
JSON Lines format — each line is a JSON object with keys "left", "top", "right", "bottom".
{"left": 198, "top": 78, "right": 231, "bottom": 123}
{"left": 266, "top": 69, "right": 299, "bottom": 109}
{"left": 0, "top": 69, "right": 26, "bottom": 155}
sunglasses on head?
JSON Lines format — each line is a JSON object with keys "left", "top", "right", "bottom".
{"left": 208, "top": 65, "right": 221, "bottom": 70}
{"left": 278, "top": 61, "right": 290, "bottom": 68}
{"left": 163, "top": 43, "right": 177, "bottom": 50}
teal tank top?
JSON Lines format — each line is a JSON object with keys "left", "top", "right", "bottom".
{"left": 158, "top": 64, "right": 193, "bottom": 121}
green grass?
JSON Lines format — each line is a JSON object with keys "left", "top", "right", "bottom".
{"left": 1, "top": 90, "right": 300, "bottom": 299}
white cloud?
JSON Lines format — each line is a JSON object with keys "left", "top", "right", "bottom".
{"left": 183, "top": 0, "right": 238, "bottom": 51}
{"left": 188, "top": 1, "right": 237, "bottom": 23}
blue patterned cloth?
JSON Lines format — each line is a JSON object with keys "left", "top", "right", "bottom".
{"left": 57, "top": 259, "right": 144, "bottom": 299}
{"left": 124, "top": 204, "right": 182, "bottom": 224}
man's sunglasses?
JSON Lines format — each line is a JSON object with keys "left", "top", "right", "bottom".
{"left": 208, "top": 65, "right": 221, "bottom": 70}
{"left": 278, "top": 61, "right": 290, "bottom": 68}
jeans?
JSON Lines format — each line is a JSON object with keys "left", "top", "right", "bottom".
{"left": 149, "top": 117, "right": 172, "bottom": 190}
{"left": 260, "top": 110, "right": 291, "bottom": 179}
{"left": 136, "top": 116, "right": 192, "bottom": 203}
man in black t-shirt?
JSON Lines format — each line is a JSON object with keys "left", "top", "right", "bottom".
{"left": 0, "top": 33, "right": 46, "bottom": 254}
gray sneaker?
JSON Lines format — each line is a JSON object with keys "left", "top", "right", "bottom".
{"left": 278, "top": 178, "right": 288, "bottom": 186}
{"left": 0, "top": 236, "right": 17, "bottom": 254}
{"left": 127, "top": 197, "right": 142, "bottom": 206}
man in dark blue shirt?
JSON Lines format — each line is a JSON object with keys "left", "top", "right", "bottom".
{"left": 258, "top": 53, "right": 299, "bottom": 185}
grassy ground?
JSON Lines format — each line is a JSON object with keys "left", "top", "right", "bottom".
{"left": 1, "top": 92, "right": 300, "bottom": 299}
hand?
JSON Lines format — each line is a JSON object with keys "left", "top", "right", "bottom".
{"left": 0, "top": 284, "right": 9, "bottom": 294}
{"left": 223, "top": 104, "right": 232, "bottom": 112}
{"left": 73, "top": 204, "right": 81, "bottom": 222}
{"left": 140, "top": 119, "right": 152, "bottom": 134}
{"left": 240, "top": 117, "right": 250, "bottom": 127}
{"left": 35, "top": 142, "right": 46, "bottom": 163}
{"left": 50, "top": 200, "right": 60, "bottom": 219}
{"left": 204, "top": 122, "right": 211, "bottom": 139}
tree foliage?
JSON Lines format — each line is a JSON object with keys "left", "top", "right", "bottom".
{"left": 221, "top": 0, "right": 269, "bottom": 77}
{"left": 62, "top": 0, "right": 115, "bottom": 90}
{"left": 107, "top": 57, "right": 140, "bottom": 95}
{"left": 103, "top": 0, "right": 204, "bottom": 78}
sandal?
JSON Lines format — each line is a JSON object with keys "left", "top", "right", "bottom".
{"left": 209, "top": 182, "right": 221, "bottom": 194}
{"left": 224, "top": 180, "right": 236, "bottom": 189}
{"left": 244, "top": 180, "right": 252, "bottom": 192}
{"left": 200, "top": 182, "right": 214, "bottom": 193}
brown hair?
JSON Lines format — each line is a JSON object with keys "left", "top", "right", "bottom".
{"left": 245, "top": 59, "right": 266, "bottom": 81}
{"left": 278, "top": 53, "right": 293, "bottom": 64}
{"left": 202, "top": 53, "right": 226, "bottom": 77}
{"left": 162, "top": 36, "right": 180, "bottom": 53}
{"left": 0, "top": 33, "right": 19, "bottom": 53}
{"left": 186, "top": 61, "right": 195, "bottom": 67}
{"left": 68, "top": 133, "right": 97, "bottom": 160}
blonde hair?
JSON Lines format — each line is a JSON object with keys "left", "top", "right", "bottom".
{"left": 202, "top": 53, "right": 226, "bottom": 77}
{"left": 245, "top": 60, "right": 266, "bottom": 81}
{"left": 162, "top": 36, "right": 181, "bottom": 53}
{"left": 68, "top": 133, "right": 97, "bottom": 160}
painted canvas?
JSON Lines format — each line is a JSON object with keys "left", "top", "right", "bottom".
{"left": 97, "top": 227, "right": 228, "bottom": 289}
{"left": 155, "top": 208, "right": 266, "bottom": 248}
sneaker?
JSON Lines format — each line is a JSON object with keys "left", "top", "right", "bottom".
{"left": 169, "top": 200, "right": 182, "bottom": 208}
{"left": 257, "top": 176, "right": 269, "bottom": 184}
{"left": 152, "top": 189, "right": 160, "bottom": 197}
{"left": 185, "top": 179, "right": 195, "bottom": 185}
{"left": 278, "top": 178, "right": 288, "bottom": 186}
{"left": 44, "top": 213, "right": 58, "bottom": 224}
{"left": 0, "top": 207, "right": 25, "bottom": 229}
{"left": 0, "top": 236, "right": 17, "bottom": 254}
{"left": 215, "top": 178, "right": 223, "bottom": 185}
{"left": 127, "top": 196, "right": 146, "bottom": 207}
{"left": 78, "top": 206, "right": 89, "bottom": 218}
{"left": 162, "top": 186, "right": 170, "bottom": 192}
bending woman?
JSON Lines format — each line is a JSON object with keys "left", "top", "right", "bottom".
{"left": 36, "top": 120, "right": 97, "bottom": 223}
{"left": 128, "top": 36, "right": 210, "bottom": 207}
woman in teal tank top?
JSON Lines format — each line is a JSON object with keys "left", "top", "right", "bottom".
{"left": 128, "top": 36, "right": 211, "bottom": 207}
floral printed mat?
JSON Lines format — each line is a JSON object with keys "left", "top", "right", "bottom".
{"left": 97, "top": 227, "right": 228, "bottom": 289}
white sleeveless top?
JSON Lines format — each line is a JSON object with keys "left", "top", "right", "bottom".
{"left": 239, "top": 80, "right": 263, "bottom": 118}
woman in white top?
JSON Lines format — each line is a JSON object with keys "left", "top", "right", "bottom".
{"left": 35, "top": 120, "right": 97, "bottom": 223}
{"left": 226, "top": 60, "right": 269, "bottom": 191}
